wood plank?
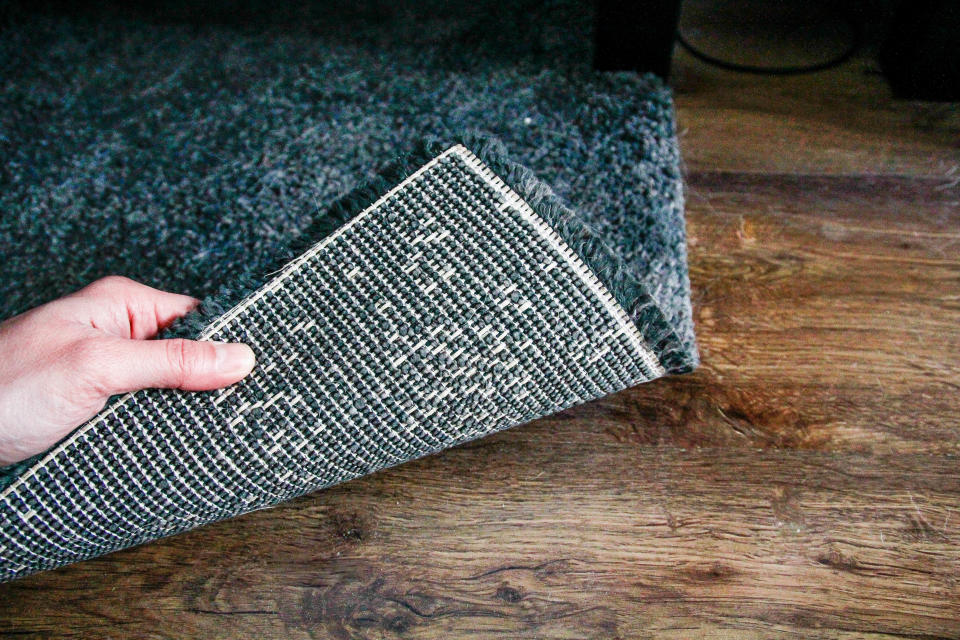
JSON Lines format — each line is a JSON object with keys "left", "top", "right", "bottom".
{"left": 628, "top": 169, "right": 960, "bottom": 455}
{"left": 673, "top": 50, "right": 960, "bottom": 177}
{"left": 1, "top": 442, "right": 957, "bottom": 638}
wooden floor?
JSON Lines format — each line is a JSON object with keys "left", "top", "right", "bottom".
{"left": 2, "top": 39, "right": 960, "bottom": 640}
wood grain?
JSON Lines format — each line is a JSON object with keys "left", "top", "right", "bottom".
{"left": 1, "top": 443, "right": 958, "bottom": 638}
{"left": 2, "top": 31, "right": 960, "bottom": 640}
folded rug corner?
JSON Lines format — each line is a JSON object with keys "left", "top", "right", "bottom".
{"left": 0, "top": 137, "right": 696, "bottom": 581}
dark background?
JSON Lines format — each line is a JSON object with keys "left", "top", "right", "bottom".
{"left": 3, "top": 0, "right": 958, "bottom": 99}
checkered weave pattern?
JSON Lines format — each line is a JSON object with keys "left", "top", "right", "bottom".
{"left": 0, "top": 146, "right": 666, "bottom": 581}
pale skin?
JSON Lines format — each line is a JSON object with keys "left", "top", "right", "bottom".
{"left": 0, "top": 276, "right": 256, "bottom": 466}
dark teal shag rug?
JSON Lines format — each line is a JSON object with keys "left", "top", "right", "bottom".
{"left": 0, "top": 0, "right": 698, "bottom": 580}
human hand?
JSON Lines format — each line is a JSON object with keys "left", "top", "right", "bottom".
{"left": 0, "top": 276, "right": 255, "bottom": 466}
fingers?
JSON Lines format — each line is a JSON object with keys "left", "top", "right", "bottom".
{"left": 65, "top": 277, "right": 257, "bottom": 393}
{"left": 83, "top": 337, "right": 256, "bottom": 394}
{"left": 68, "top": 275, "right": 200, "bottom": 340}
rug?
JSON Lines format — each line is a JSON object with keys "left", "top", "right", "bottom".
{"left": 0, "top": 1, "right": 698, "bottom": 580}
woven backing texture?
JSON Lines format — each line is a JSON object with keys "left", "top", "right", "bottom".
{"left": 0, "top": 146, "right": 663, "bottom": 581}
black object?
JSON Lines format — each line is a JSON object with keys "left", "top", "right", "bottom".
{"left": 677, "top": 11, "right": 861, "bottom": 76}
{"left": 593, "top": 0, "right": 683, "bottom": 77}
{"left": 881, "top": 0, "right": 960, "bottom": 101}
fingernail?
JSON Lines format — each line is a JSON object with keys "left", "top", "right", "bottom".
{"left": 212, "top": 343, "right": 256, "bottom": 376}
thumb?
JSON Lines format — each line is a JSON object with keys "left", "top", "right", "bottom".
{"left": 89, "top": 337, "right": 256, "bottom": 394}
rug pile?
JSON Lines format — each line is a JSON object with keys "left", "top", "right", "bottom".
{"left": 0, "top": 1, "right": 697, "bottom": 580}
